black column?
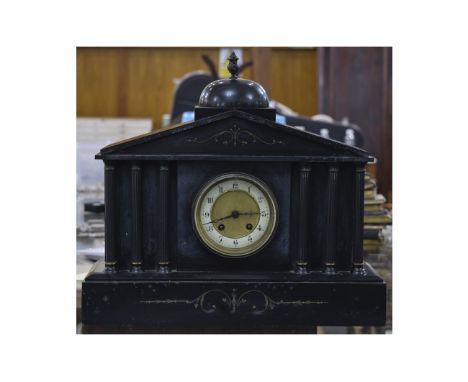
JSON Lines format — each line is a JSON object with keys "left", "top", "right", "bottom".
{"left": 158, "top": 163, "right": 170, "bottom": 272}
{"left": 296, "top": 164, "right": 311, "bottom": 273}
{"left": 352, "top": 164, "right": 366, "bottom": 275}
{"left": 131, "top": 163, "right": 142, "bottom": 272}
{"left": 324, "top": 164, "right": 338, "bottom": 274}
{"left": 104, "top": 163, "right": 117, "bottom": 272}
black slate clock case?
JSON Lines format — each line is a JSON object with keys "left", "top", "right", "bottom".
{"left": 82, "top": 54, "right": 386, "bottom": 331}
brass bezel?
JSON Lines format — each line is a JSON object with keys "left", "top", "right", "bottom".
{"left": 192, "top": 173, "right": 278, "bottom": 258}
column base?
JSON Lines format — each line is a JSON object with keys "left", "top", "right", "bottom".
{"left": 158, "top": 265, "right": 170, "bottom": 273}
{"left": 324, "top": 263, "right": 336, "bottom": 275}
{"left": 352, "top": 263, "right": 367, "bottom": 276}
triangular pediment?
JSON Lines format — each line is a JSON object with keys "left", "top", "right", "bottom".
{"left": 97, "top": 110, "right": 373, "bottom": 162}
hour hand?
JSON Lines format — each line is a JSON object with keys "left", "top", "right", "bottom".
{"left": 238, "top": 211, "right": 260, "bottom": 217}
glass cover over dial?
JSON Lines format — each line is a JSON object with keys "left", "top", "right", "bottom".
{"left": 193, "top": 173, "right": 278, "bottom": 257}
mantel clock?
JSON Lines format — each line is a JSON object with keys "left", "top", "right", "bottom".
{"left": 82, "top": 52, "right": 386, "bottom": 332}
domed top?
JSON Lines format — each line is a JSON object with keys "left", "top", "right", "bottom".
{"left": 198, "top": 52, "right": 269, "bottom": 108}
{"left": 198, "top": 78, "right": 269, "bottom": 108}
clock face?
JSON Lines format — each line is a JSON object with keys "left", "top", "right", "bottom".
{"left": 193, "top": 173, "right": 278, "bottom": 258}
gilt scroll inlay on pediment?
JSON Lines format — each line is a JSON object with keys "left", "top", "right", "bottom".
{"left": 186, "top": 125, "right": 284, "bottom": 147}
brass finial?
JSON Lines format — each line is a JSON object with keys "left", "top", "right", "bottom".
{"left": 227, "top": 51, "right": 239, "bottom": 79}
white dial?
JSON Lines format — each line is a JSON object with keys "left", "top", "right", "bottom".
{"left": 193, "top": 173, "right": 278, "bottom": 257}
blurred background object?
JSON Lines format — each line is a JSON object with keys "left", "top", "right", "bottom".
{"left": 317, "top": 47, "right": 392, "bottom": 203}
{"left": 76, "top": 117, "right": 152, "bottom": 192}
{"left": 76, "top": 117, "right": 152, "bottom": 231}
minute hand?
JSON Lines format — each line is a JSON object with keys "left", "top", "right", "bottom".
{"left": 202, "top": 213, "right": 234, "bottom": 225}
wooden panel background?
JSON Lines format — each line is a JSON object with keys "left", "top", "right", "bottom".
{"left": 77, "top": 47, "right": 317, "bottom": 130}
{"left": 271, "top": 48, "right": 317, "bottom": 116}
